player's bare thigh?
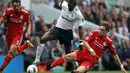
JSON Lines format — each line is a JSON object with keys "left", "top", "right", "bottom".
{"left": 64, "top": 51, "right": 77, "bottom": 62}
{"left": 40, "top": 31, "right": 53, "bottom": 43}
{"left": 75, "top": 66, "right": 87, "bottom": 73}
{"left": 8, "top": 44, "right": 18, "bottom": 57}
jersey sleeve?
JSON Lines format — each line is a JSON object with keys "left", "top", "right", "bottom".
{"left": 76, "top": 7, "right": 85, "bottom": 26}
{"left": 61, "top": 1, "right": 68, "bottom": 10}
{"left": 84, "top": 31, "right": 95, "bottom": 42}
{"left": 2, "top": 8, "right": 10, "bottom": 20}
{"left": 109, "top": 40, "right": 117, "bottom": 56}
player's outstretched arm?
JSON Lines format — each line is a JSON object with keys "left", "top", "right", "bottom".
{"left": 82, "top": 41, "right": 96, "bottom": 56}
{"left": 0, "top": 17, "right": 5, "bottom": 26}
{"left": 0, "top": 8, "right": 9, "bottom": 26}
{"left": 79, "top": 26, "right": 83, "bottom": 40}
{"left": 78, "top": 26, "right": 84, "bottom": 50}
{"left": 26, "top": 15, "right": 32, "bottom": 39}
{"left": 26, "top": 21, "right": 31, "bottom": 39}
{"left": 113, "top": 54, "right": 127, "bottom": 73}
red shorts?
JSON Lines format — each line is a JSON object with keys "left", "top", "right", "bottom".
{"left": 75, "top": 49, "right": 97, "bottom": 70}
{"left": 7, "top": 34, "right": 23, "bottom": 50}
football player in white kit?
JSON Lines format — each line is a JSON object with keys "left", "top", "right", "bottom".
{"left": 33, "top": 0, "right": 85, "bottom": 69}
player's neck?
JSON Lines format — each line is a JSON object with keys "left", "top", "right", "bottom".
{"left": 13, "top": 8, "right": 21, "bottom": 13}
{"left": 99, "top": 34, "right": 106, "bottom": 37}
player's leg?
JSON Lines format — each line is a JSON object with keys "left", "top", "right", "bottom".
{"left": 64, "top": 44, "right": 75, "bottom": 71}
{"left": 0, "top": 38, "right": 12, "bottom": 71}
{"left": 17, "top": 40, "right": 34, "bottom": 54}
{"left": 0, "top": 44, "right": 18, "bottom": 71}
{"left": 73, "top": 66, "right": 87, "bottom": 73}
{"left": 11, "top": 34, "right": 34, "bottom": 55}
{"left": 46, "top": 51, "right": 77, "bottom": 70}
{"left": 0, "top": 35, "right": 33, "bottom": 71}
{"left": 33, "top": 31, "right": 54, "bottom": 64}
{"left": 73, "top": 61, "right": 93, "bottom": 73}
{"left": 61, "top": 29, "right": 74, "bottom": 71}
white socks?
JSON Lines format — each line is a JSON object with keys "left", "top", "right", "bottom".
{"left": 34, "top": 43, "right": 45, "bottom": 63}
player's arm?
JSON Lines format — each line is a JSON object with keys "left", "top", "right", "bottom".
{"left": 0, "top": 17, "right": 5, "bottom": 26}
{"left": 79, "top": 26, "right": 83, "bottom": 40}
{"left": 0, "top": 9, "right": 8, "bottom": 26}
{"left": 78, "top": 16, "right": 84, "bottom": 40}
{"left": 76, "top": 8, "right": 85, "bottom": 50}
{"left": 26, "top": 13, "right": 32, "bottom": 39}
{"left": 109, "top": 42, "right": 127, "bottom": 73}
{"left": 113, "top": 54, "right": 127, "bottom": 73}
{"left": 59, "top": 0, "right": 68, "bottom": 7}
{"left": 82, "top": 40, "right": 96, "bottom": 56}
{"left": 81, "top": 32, "right": 96, "bottom": 56}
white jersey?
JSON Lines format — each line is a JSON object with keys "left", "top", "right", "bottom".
{"left": 56, "top": 1, "right": 84, "bottom": 30}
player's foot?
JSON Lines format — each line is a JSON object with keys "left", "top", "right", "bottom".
{"left": 46, "top": 59, "right": 52, "bottom": 71}
{"left": 26, "top": 40, "right": 34, "bottom": 48}
{"left": 33, "top": 59, "right": 41, "bottom": 66}
{"left": 33, "top": 61, "right": 40, "bottom": 66}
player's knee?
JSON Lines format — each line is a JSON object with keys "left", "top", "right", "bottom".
{"left": 8, "top": 49, "right": 15, "bottom": 57}
{"left": 65, "top": 54, "right": 73, "bottom": 62}
{"left": 40, "top": 35, "right": 49, "bottom": 43}
{"left": 8, "top": 46, "right": 17, "bottom": 57}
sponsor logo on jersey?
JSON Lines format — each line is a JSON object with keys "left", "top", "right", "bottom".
{"left": 20, "top": 15, "right": 23, "bottom": 19}
{"left": 10, "top": 18, "right": 22, "bottom": 23}
{"left": 103, "top": 42, "right": 107, "bottom": 46}
{"left": 88, "top": 32, "right": 92, "bottom": 36}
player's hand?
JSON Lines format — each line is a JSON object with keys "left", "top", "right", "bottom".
{"left": 78, "top": 40, "right": 83, "bottom": 51}
{"left": 89, "top": 49, "right": 96, "bottom": 56}
{"left": 120, "top": 64, "right": 127, "bottom": 73}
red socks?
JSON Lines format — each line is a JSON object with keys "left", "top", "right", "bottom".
{"left": 51, "top": 56, "right": 65, "bottom": 68}
{"left": 0, "top": 44, "right": 28, "bottom": 71}
{"left": 17, "top": 44, "right": 28, "bottom": 53}
{"left": 0, "top": 56, "right": 12, "bottom": 71}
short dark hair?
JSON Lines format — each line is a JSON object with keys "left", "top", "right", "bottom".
{"left": 12, "top": 0, "right": 21, "bottom": 4}
{"left": 100, "top": 21, "right": 111, "bottom": 32}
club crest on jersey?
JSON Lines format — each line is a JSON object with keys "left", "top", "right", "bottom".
{"left": 71, "top": 14, "right": 74, "bottom": 17}
{"left": 20, "top": 15, "right": 23, "bottom": 19}
{"left": 10, "top": 14, "right": 13, "bottom": 16}
{"left": 103, "top": 42, "right": 107, "bottom": 46}
{"left": 88, "top": 32, "right": 92, "bottom": 36}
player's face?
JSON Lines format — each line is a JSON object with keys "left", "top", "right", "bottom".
{"left": 68, "top": 0, "right": 76, "bottom": 11}
{"left": 12, "top": 2, "right": 20, "bottom": 13}
{"left": 99, "top": 26, "right": 107, "bottom": 36}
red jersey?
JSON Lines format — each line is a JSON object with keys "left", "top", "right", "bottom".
{"left": 2, "top": 8, "right": 30, "bottom": 35}
{"left": 84, "top": 30, "right": 116, "bottom": 62}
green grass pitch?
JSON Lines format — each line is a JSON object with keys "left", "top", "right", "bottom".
{"left": 33, "top": 71, "right": 130, "bottom": 73}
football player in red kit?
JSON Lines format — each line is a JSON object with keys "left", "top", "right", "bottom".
{"left": 0, "top": 0, "right": 34, "bottom": 72}
{"left": 46, "top": 22, "right": 127, "bottom": 73}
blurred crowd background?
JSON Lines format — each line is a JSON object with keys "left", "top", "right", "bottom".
{"left": 0, "top": 0, "right": 130, "bottom": 72}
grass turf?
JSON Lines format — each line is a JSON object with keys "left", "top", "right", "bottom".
{"left": 36, "top": 71, "right": 130, "bottom": 73}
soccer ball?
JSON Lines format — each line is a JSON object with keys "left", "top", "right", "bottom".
{"left": 27, "top": 65, "right": 38, "bottom": 73}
